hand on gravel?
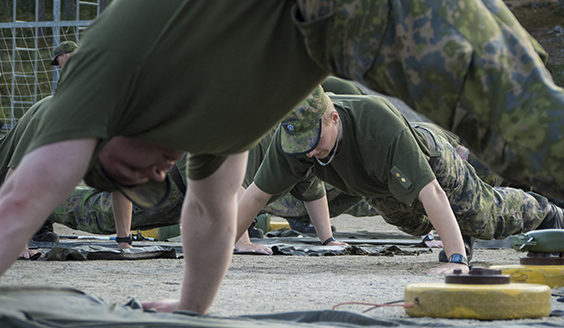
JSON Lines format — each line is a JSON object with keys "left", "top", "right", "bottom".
{"left": 426, "top": 262, "right": 469, "bottom": 275}
{"left": 326, "top": 240, "right": 349, "bottom": 246}
{"left": 237, "top": 242, "right": 273, "bottom": 255}
{"left": 424, "top": 240, "right": 443, "bottom": 248}
{"left": 20, "top": 249, "right": 45, "bottom": 259}
{"left": 118, "top": 243, "right": 133, "bottom": 250}
{"left": 142, "top": 299, "right": 181, "bottom": 313}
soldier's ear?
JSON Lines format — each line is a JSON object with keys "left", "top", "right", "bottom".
{"left": 332, "top": 110, "right": 339, "bottom": 123}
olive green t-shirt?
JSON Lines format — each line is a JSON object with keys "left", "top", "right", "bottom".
{"left": 29, "top": 0, "right": 327, "bottom": 181}
{"left": 0, "top": 96, "right": 52, "bottom": 184}
{"left": 175, "top": 129, "right": 325, "bottom": 203}
{"left": 174, "top": 129, "right": 276, "bottom": 188}
{"left": 243, "top": 130, "right": 275, "bottom": 190}
{"left": 254, "top": 94, "right": 436, "bottom": 206}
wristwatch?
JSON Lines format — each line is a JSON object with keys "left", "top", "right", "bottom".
{"left": 115, "top": 233, "right": 133, "bottom": 245}
{"left": 448, "top": 253, "right": 468, "bottom": 266}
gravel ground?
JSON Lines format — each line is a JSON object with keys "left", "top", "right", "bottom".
{"left": 1, "top": 214, "right": 563, "bottom": 327}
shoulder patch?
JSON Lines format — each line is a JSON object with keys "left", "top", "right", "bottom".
{"left": 391, "top": 166, "right": 412, "bottom": 189}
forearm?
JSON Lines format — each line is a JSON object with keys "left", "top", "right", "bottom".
{"left": 111, "top": 191, "right": 133, "bottom": 249}
{"left": 236, "top": 182, "right": 271, "bottom": 240}
{"left": 304, "top": 195, "right": 333, "bottom": 243}
{"left": 0, "top": 139, "right": 97, "bottom": 276}
{"left": 418, "top": 180, "right": 465, "bottom": 258}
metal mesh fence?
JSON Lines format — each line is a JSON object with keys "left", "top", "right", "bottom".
{"left": 0, "top": 0, "right": 103, "bottom": 132}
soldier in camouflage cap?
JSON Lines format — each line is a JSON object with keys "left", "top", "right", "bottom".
{"left": 293, "top": 0, "right": 564, "bottom": 201}
{"left": 254, "top": 90, "right": 564, "bottom": 274}
{"left": 281, "top": 85, "right": 327, "bottom": 155}
{"left": 50, "top": 41, "right": 77, "bottom": 68}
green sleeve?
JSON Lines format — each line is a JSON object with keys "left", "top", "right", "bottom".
{"left": 174, "top": 153, "right": 188, "bottom": 184}
{"left": 243, "top": 129, "right": 275, "bottom": 189}
{"left": 288, "top": 170, "right": 326, "bottom": 201}
{"left": 381, "top": 129, "right": 436, "bottom": 206}
{"left": 7, "top": 116, "right": 41, "bottom": 169}
{"left": 4, "top": 97, "right": 52, "bottom": 172}
{"left": 187, "top": 154, "right": 228, "bottom": 181}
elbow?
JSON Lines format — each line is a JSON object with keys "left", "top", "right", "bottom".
{"left": 430, "top": 182, "right": 446, "bottom": 197}
{"left": 418, "top": 179, "right": 447, "bottom": 202}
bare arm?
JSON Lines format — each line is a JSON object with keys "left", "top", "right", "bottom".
{"left": 5, "top": 167, "right": 15, "bottom": 181}
{"left": 233, "top": 182, "right": 273, "bottom": 254}
{"left": 6, "top": 167, "right": 46, "bottom": 259}
{"left": 304, "top": 196, "right": 347, "bottom": 246}
{"left": 111, "top": 191, "right": 133, "bottom": 250}
{"left": 142, "top": 152, "right": 248, "bottom": 314}
{"left": 417, "top": 179, "right": 468, "bottom": 274}
{"left": 0, "top": 139, "right": 97, "bottom": 276}
{"left": 236, "top": 182, "right": 271, "bottom": 241}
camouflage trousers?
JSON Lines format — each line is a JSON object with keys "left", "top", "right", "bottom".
{"left": 264, "top": 184, "right": 377, "bottom": 219}
{"left": 294, "top": 0, "right": 564, "bottom": 200}
{"left": 50, "top": 183, "right": 376, "bottom": 235}
{"left": 368, "top": 128, "right": 550, "bottom": 240}
{"left": 49, "top": 184, "right": 185, "bottom": 235}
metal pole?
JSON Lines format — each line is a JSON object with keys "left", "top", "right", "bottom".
{"left": 10, "top": 0, "right": 17, "bottom": 128}
{"left": 33, "top": 0, "right": 39, "bottom": 104}
{"left": 76, "top": 0, "right": 79, "bottom": 40}
{"left": 52, "top": 0, "right": 61, "bottom": 93}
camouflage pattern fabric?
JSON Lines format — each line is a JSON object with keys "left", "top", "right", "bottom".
{"left": 466, "top": 152, "right": 504, "bottom": 188}
{"left": 264, "top": 183, "right": 377, "bottom": 219}
{"left": 414, "top": 122, "right": 504, "bottom": 187}
{"left": 49, "top": 182, "right": 184, "bottom": 235}
{"left": 50, "top": 181, "right": 373, "bottom": 234}
{"left": 293, "top": 0, "right": 564, "bottom": 200}
{"left": 51, "top": 41, "right": 77, "bottom": 65}
{"left": 369, "top": 128, "right": 550, "bottom": 239}
{"left": 281, "top": 85, "right": 327, "bottom": 155}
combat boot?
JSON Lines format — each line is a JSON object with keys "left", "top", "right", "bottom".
{"left": 248, "top": 218, "right": 265, "bottom": 239}
{"left": 537, "top": 203, "right": 564, "bottom": 230}
{"left": 438, "top": 234, "right": 474, "bottom": 263}
{"left": 32, "top": 220, "right": 59, "bottom": 243}
{"left": 545, "top": 195, "right": 564, "bottom": 209}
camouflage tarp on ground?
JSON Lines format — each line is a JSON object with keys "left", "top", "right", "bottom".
{"left": 24, "top": 230, "right": 511, "bottom": 261}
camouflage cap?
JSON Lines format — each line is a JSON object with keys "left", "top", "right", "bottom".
{"left": 50, "top": 41, "right": 78, "bottom": 66}
{"left": 280, "top": 85, "right": 327, "bottom": 155}
{"left": 83, "top": 159, "right": 171, "bottom": 210}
